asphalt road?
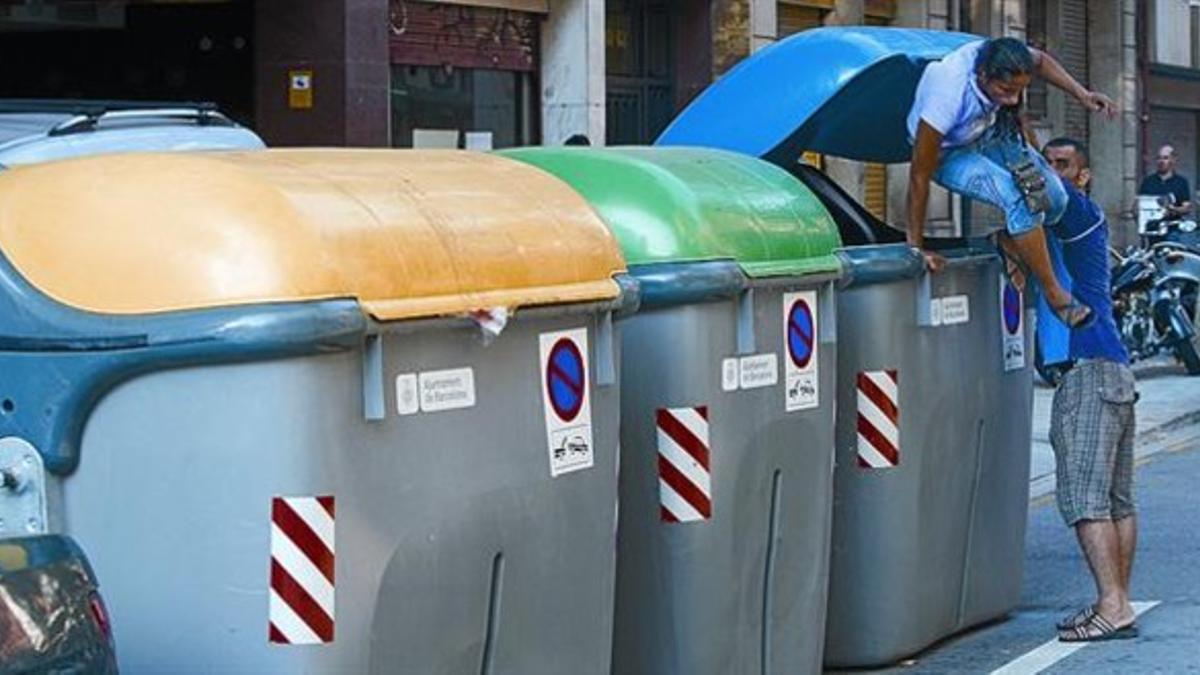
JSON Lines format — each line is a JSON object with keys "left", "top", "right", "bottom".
{"left": 853, "top": 399, "right": 1200, "bottom": 673}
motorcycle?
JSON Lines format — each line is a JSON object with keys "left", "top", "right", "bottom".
{"left": 1137, "top": 193, "right": 1200, "bottom": 250}
{"left": 1034, "top": 243, "right": 1200, "bottom": 385}
{"left": 1110, "top": 243, "right": 1200, "bottom": 372}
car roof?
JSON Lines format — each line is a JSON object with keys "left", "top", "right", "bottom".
{"left": 0, "top": 99, "right": 265, "bottom": 165}
{"left": 0, "top": 112, "right": 74, "bottom": 145}
{"left": 0, "top": 98, "right": 220, "bottom": 116}
{"left": 0, "top": 100, "right": 235, "bottom": 136}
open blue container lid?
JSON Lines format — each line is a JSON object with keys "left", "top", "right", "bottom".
{"left": 657, "top": 27, "right": 981, "bottom": 164}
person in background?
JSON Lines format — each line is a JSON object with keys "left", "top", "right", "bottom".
{"left": 1139, "top": 144, "right": 1192, "bottom": 218}
{"left": 906, "top": 37, "right": 1117, "bottom": 328}
{"left": 1041, "top": 137, "right": 1139, "bottom": 643}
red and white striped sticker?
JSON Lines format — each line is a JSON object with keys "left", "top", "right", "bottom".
{"left": 857, "top": 370, "right": 900, "bottom": 469}
{"left": 657, "top": 406, "right": 712, "bottom": 523}
{"left": 269, "top": 496, "right": 335, "bottom": 645}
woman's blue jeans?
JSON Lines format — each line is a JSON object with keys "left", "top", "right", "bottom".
{"left": 933, "top": 132, "right": 1067, "bottom": 236}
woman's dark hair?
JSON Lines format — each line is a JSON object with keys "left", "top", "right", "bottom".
{"left": 975, "top": 37, "right": 1035, "bottom": 81}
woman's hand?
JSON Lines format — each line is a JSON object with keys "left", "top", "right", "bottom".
{"left": 1079, "top": 90, "right": 1117, "bottom": 120}
{"left": 1033, "top": 48, "right": 1118, "bottom": 121}
{"left": 920, "top": 249, "right": 947, "bottom": 273}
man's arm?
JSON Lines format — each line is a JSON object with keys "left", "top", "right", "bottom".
{"left": 1173, "top": 177, "right": 1193, "bottom": 216}
{"left": 1030, "top": 47, "right": 1117, "bottom": 119}
{"left": 907, "top": 120, "right": 946, "bottom": 272}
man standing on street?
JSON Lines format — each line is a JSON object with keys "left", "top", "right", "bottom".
{"left": 1041, "top": 137, "right": 1140, "bottom": 642}
{"left": 1139, "top": 144, "right": 1193, "bottom": 217}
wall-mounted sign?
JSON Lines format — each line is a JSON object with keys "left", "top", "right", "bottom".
{"left": 288, "top": 70, "right": 313, "bottom": 110}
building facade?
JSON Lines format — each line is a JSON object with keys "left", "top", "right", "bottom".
{"left": 701, "top": 0, "right": 1143, "bottom": 242}
{"left": 0, "top": 0, "right": 1171, "bottom": 242}
{"left": 1145, "top": 0, "right": 1200, "bottom": 202}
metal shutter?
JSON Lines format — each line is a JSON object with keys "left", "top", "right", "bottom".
{"left": 864, "top": 8, "right": 892, "bottom": 220}
{"left": 389, "top": 1, "right": 538, "bottom": 71}
{"left": 1025, "top": 0, "right": 1049, "bottom": 119}
{"left": 777, "top": 4, "right": 824, "bottom": 37}
{"left": 864, "top": 162, "right": 887, "bottom": 221}
{"left": 1060, "top": 0, "right": 1089, "bottom": 141}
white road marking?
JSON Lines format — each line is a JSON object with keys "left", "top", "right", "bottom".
{"left": 989, "top": 601, "right": 1161, "bottom": 675}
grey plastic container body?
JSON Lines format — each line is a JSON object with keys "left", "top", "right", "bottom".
{"left": 823, "top": 246, "right": 1033, "bottom": 668}
{"left": 613, "top": 274, "right": 837, "bottom": 675}
{"left": 60, "top": 311, "right": 620, "bottom": 674}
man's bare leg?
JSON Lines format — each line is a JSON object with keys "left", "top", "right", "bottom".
{"left": 1075, "top": 520, "right": 1135, "bottom": 626}
{"left": 1115, "top": 515, "right": 1137, "bottom": 594}
{"left": 1008, "top": 227, "right": 1081, "bottom": 316}
{"left": 994, "top": 232, "right": 1027, "bottom": 290}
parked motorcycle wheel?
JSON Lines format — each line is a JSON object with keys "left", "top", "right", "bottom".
{"left": 1175, "top": 337, "right": 1200, "bottom": 375}
{"left": 1178, "top": 286, "right": 1200, "bottom": 375}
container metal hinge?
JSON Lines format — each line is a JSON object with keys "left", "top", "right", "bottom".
{"left": 819, "top": 281, "right": 837, "bottom": 342}
{"left": 595, "top": 312, "right": 616, "bottom": 386}
{"left": 916, "top": 272, "right": 938, "bottom": 327}
{"left": 737, "top": 288, "right": 757, "bottom": 355}
{"left": 362, "top": 334, "right": 386, "bottom": 421}
{"left": 0, "top": 437, "right": 48, "bottom": 536}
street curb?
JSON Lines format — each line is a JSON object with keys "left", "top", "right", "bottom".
{"left": 1143, "top": 409, "right": 1200, "bottom": 437}
{"left": 1028, "top": 409, "right": 1200, "bottom": 504}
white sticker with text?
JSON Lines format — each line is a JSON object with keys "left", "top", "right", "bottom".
{"left": 418, "top": 368, "right": 476, "bottom": 413}
{"left": 941, "top": 295, "right": 971, "bottom": 325}
{"left": 738, "top": 353, "right": 779, "bottom": 390}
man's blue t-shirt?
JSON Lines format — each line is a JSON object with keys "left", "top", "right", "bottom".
{"left": 1041, "top": 182, "right": 1129, "bottom": 364}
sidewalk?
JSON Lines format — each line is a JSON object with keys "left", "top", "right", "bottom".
{"left": 1029, "top": 356, "right": 1200, "bottom": 501}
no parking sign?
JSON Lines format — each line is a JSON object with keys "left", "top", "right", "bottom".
{"left": 999, "top": 276, "right": 1026, "bottom": 372}
{"left": 539, "top": 328, "right": 594, "bottom": 476}
{"left": 783, "top": 291, "right": 819, "bottom": 411}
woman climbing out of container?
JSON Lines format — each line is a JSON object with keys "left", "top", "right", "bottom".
{"left": 906, "top": 37, "right": 1117, "bottom": 328}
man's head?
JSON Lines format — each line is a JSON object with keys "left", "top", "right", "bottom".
{"left": 1044, "top": 137, "right": 1091, "bottom": 190}
{"left": 975, "top": 38, "right": 1035, "bottom": 107}
{"left": 1156, "top": 144, "right": 1177, "bottom": 176}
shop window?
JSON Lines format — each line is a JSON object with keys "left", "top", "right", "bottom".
{"left": 605, "top": 0, "right": 675, "bottom": 144}
{"left": 606, "top": 10, "right": 637, "bottom": 77}
{"left": 390, "top": 65, "right": 534, "bottom": 150}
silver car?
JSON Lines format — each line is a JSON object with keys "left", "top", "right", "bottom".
{"left": 0, "top": 99, "right": 264, "bottom": 168}
{"left": 0, "top": 100, "right": 262, "bottom": 674}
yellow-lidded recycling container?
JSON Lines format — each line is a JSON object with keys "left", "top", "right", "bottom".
{"left": 0, "top": 150, "right": 631, "bottom": 673}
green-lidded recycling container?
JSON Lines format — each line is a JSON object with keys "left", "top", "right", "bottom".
{"left": 654, "top": 24, "right": 1039, "bottom": 667}
{"left": 505, "top": 146, "right": 842, "bottom": 675}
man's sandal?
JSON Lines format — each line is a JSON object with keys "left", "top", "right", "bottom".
{"left": 1051, "top": 298, "right": 1096, "bottom": 330}
{"left": 1058, "top": 612, "right": 1138, "bottom": 642}
{"left": 1055, "top": 606, "right": 1096, "bottom": 631}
